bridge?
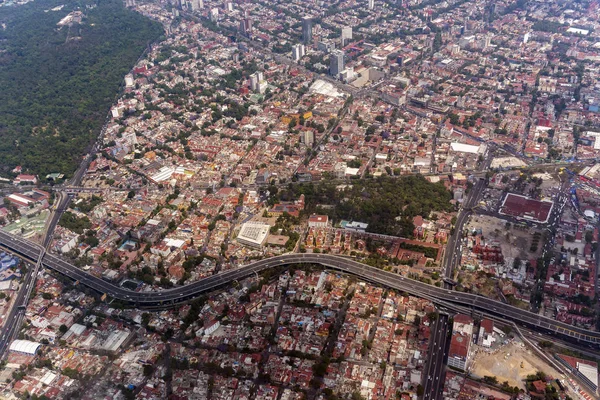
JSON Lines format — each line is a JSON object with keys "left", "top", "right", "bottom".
{"left": 0, "top": 230, "right": 598, "bottom": 345}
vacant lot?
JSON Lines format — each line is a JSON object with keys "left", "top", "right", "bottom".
{"left": 470, "top": 341, "right": 561, "bottom": 389}
{"left": 468, "top": 215, "right": 543, "bottom": 261}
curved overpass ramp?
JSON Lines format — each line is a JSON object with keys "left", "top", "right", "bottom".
{"left": 1, "top": 231, "right": 598, "bottom": 345}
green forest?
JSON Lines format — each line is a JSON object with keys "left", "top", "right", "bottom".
{"left": 273, "top": 175, "right": 454, "bottom": 237}
{"left": 0, "top": 0, "right": 163, "bottom": 177}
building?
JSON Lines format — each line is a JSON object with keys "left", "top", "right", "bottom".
{"left": 302, "top": 16, "right": 312, "bottom": 44}
{"left": 318, "top": 40, "right": 335, "bottom": 53}
{"left": 343, "top": 221, "right": 368, "bottom": 232}
{"left": 555, "top": 354, "right": 598, "bottom": 394}
{"left": 341, "top": 26, "right": 352, "bottom": 46}
{"left": 249, "top": 71, "right": 266, "bottom": 93}
{"left": 447, "top": 314, "right": 474, "bottom": 371}
{"left": 239, "top": 18, "right": 252, "bottom": 36}
{"left": 237, "top": 222, "right": 270, "bottom": 248}
{"left": 9, "top": 340, "right": 41, "bottom": 356}
{"left": 368, "top": 0, "right": 375, "bottom": 10}
{"left": 330, "top": 50, "right": 345, "bottom": 78}
{"left": 477, "top": 319, "right": 495, "bottom": 347}
{"left": 269, "top": 203, "right": 301, "bottom": 218}
{"left": 292, "top": 44, "right": 305, "bottom": 61}
{"left": 124, "top": 74, "right": 134, "bottom": 88}
{"left": 308, "top": 215, "right": 329, "bottom": 228}
{"left": 189, "top": 0, "right": 202, "bottom": 10}
{"left": 499, "top": 193, "right": 553, "bottom": 223}
{"left": 13, "top": 174, "right": 37, "bottom": 185}
{"left": 210, "top": 7, "right": 219, "bottom": 21}
{"left": 304, "top": 130, "right": 314, "bottom": 146}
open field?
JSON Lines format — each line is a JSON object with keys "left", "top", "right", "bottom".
{"left": 470, "top": 341, "right": 561, "bottom": 390}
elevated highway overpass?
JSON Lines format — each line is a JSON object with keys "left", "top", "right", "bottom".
{"left": 1, "top": 230, "right": 598, "bottom": 346}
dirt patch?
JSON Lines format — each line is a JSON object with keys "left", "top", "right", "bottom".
{"left": 470, "top": 341, "right": 561, "bottom": 389}
{"left": 468, "top": 215, "right": 543, "bottom": 261}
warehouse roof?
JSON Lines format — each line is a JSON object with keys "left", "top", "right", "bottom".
{"left": 9, "top": 340, "right": 41, "bottom": 355}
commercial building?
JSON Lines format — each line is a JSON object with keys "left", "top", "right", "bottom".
{"left": 302, "top": 16, "right": 312, "bottom": 44}
{"left": 9, "top": 340, "right": 42, "bottom": 356}
{"left": 341, "top": 26, "right": 352, "bottom": 46}
{"left": 447, "top": 314, "right": 474, "bottom": 371}
{"left": 237, "top": 222, "right": 270, "bottom": 248}
{"left": 239, "top": 18, "right": 252, "bottom": 36}
{"left": 330, "top": 50, "right": 345, "bottom": 78}
{"left": 499, "top": 193, "right": 553, "bottom": 223}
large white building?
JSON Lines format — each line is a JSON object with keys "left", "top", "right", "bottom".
{"left": 9, "top": 340, "right": 41, "bottom": 356}
{"left": 292, "top": 44, "right": 305, "bottom": 61}
{"left": 341, "top": 26, "right": 352, "bottom": 46}
{"left": 249, "top": 71, "right": 267, "bottom": 93}
{"left": 237, "top": 222, "right": 270, "bottom": 248}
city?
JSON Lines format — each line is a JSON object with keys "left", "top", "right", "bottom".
{"left": 0, "top": 0, "right": 599, "bottom": 399}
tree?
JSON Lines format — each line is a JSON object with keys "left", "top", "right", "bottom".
{"left": 416, "top": 384, "right": 424, "bottom": 396}
{"left": 59, "top": 324, "right": 68, "bottom": 334}
{"left": 143, "top": 364, "right": 154, "bottom": 377}
{"left": 127, "top": 190, "right": 135, "bottom": 199}
{"left": 0, "top": 0, "right": 163, "bottom": 176}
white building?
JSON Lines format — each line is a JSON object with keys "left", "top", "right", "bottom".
{"left": 249, "top": 71, "right": 267, "bottom": 93}
{"left": 292, "top": 44, "right": 305, "bottom": 61}
{"left": 237, "top": 222, "right": 270, "bottom": 248}
{"left": 341, "top": 26, "right": 352, "bottom": 46}
{"left": 124, "top": 74, "right": 134, "bottom": 88}
{"left": 210, "top": 7, "right": 219, "bottom": 21}
{"left": 9, "top": 340, "right": 41, "bottom": 355}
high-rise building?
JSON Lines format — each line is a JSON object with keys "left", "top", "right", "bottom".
{"left": 368, "top": 0, "right": 375, "bottom": 10}
{"left": 330, "top": 50, "right": 345, "bottom": 78}
{"left": 239, "top": 18, "right": 252, "bottom": 36}
{"left": 341, "top": 26, "right": 352, "bottom": 46}
{"left": 210, "top": 7, "right": 219, "bottom": 21}
{"left": 249, "top": 71, "right": 266, "bottom": 93}
{"left": 304, "top": 130, "right": 314, "bottom": 146}
{"left": 447, "top": 314, "right": 474, "bottom": 372}
{"left": 292, "top": 44, "right": 305, "bottom": 61}
{"left": 189, "top": 0, "right": 201, "bottom": 11}
{"left": 484, "top": 35, "right": 492, "bottom": 49}
{"left": 302, "top": 16, "right": 313, "bottom": 44}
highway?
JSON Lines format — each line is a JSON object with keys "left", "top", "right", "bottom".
{"left": 1, "top": 231, "right": 599, "bottom": 346}
{"left": 0, "top": 237, "right": 45, "bottom": 356}
{"left": 0, "top": 191, "right": 70, "bottom": 356}
{"left": 423, "top": 314, "right": 449, "bottom": 400}
{"left": 442, "top": 177, "right": 487, "bottom": 283}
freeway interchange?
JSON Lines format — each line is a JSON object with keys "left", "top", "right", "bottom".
{"left": 1, "top": 230, "right": 599, "bottom": 347}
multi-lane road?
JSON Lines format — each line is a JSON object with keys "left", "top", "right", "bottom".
{"left": 423, "top": 314, "right": 450, "bottom": 400}
{"left": 1, "top": 231, "right": 599, "bottom": 346}
{"left": 442, "top": 177, "right": 487, "bottom": 282}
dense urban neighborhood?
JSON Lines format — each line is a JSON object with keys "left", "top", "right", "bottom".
{"left": 1, "top": 0, "right": 600, "bottom": 398}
